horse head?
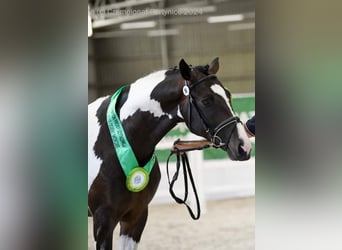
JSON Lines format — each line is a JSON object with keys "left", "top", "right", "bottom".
{"left": 178, "top": 57, "right": 252, "bottom": 161}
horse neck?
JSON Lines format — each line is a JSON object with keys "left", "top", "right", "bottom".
{"left": 119, "top": 71, "right": 184, "bottom": 166}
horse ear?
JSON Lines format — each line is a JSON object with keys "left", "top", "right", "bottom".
{"left": 179, "top": 58, "right": 191, "bottom": 80}
{"left": 208, "top": 57, "right": 219, "bottom": 74}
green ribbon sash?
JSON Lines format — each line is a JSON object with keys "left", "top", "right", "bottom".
{"left": 106, "top": 86, "right": 155, "bottom": 192}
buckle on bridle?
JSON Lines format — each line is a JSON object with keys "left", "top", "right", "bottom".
{"left": 211, "top": 135, "right": 224, "bottom": 148}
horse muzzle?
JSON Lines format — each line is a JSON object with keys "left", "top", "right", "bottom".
{"left": 210, "top": 137, "right": 251, "bottom": 161}
{"left": 221, "top": 138, "right": 252, "bottom": 161}
{"left": 211, "top": 117, "right": 252, "bottom": 161}
{"left": 237, "top": 140, "right": 252, "bottom": 160}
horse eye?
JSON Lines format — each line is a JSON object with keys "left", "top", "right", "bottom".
{"left": 201, "top": 96, "right": 214, "bottom": 106}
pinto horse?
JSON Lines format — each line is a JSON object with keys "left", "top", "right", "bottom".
{"left": 88, "top": 58, "right": 252, "bottom": 250}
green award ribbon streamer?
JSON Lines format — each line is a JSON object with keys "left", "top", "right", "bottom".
{"left": 106, "top": 86, "right": 155, "bottom": 192}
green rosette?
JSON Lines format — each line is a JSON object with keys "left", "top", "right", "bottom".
{"left": 126, "top": 167, "right": 150, "bottom": 192}
{"left": 107, "top": 86, "right": 155, "bottom": 192}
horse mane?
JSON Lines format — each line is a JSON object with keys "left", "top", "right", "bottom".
{"left": 166, "top": 64, "right": 210, "bottom": 76}
{"left": 193, "top": 65, "right": 210, "bottom": 75}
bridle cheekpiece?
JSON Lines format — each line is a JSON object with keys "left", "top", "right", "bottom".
{"left": 183, "top": 75, "right": 241, "bottom": 148}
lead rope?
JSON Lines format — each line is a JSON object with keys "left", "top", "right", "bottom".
{"left": 166, "top": 140, "right": 214, "bottom": 220}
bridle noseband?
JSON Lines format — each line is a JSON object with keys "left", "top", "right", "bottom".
{"left": 183, "top": 75, "right": 241, "bottom": 148}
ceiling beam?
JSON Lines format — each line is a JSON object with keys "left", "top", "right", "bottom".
{"left": 94, "top": 0, "right": 162, "bottom": 10}
{"left": 91, "top": 0, "right": 215, "bottom": 29}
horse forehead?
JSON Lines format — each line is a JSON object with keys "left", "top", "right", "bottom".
{"left": 120, "top": 70, "right": 170, "bottom": 120}
{"left": 210, "top": 84, "right": 234, "bottom": 114}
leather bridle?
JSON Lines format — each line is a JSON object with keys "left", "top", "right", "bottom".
{"left": 183, "top": 74, "right": 241, "bottom": 148}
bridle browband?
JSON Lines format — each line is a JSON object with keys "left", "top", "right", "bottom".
{"left": 184, "top": 74, "right": 241, "bottom": 147}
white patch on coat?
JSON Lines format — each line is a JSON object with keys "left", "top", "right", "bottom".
{"left": 120, "top": 70, "right": 170, "bottom": 121}
{"left": 210, "top": 84, "right": 234, "bottom": 115}
{"left": 237, "top": 123, "right": 252, "bottom": 153}
{"left": 119, "top": 235, "right": 138, "bottom": 250}
{"left": 177, "top": 105, "right": 184, "bottom": 119}
{"left": 210, "top": 84, "right": 252, "bottom": 154}
{"left": 88, "top": 96, "right": 108, "bottom": 192}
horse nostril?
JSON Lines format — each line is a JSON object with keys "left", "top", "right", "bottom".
{"left": 238, "top": 143, "right": 248, "bottom": 157}
{"left": 238, "top": 143, "right": 252, "bottom": 160}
